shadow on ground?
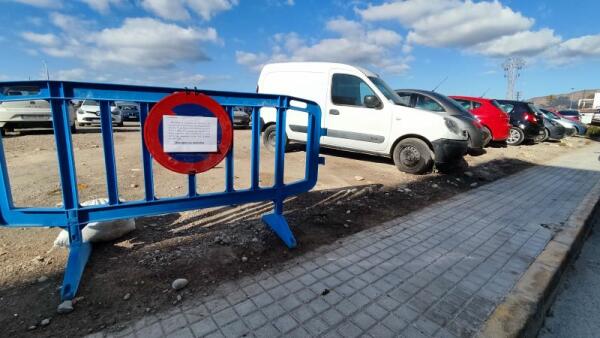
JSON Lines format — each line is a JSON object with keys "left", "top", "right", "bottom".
{"left": 0, "top": 154, "right": 542, "bottom": 337}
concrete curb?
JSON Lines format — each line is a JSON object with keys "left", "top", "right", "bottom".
{"left": 479, "top": 179, "right": 600, "bottom": 338}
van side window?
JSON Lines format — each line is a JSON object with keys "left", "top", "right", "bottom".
{"left": 414, "top": 94, "right": 445, "bottom": 112}
{"left": 331, "top": 74, "right": 377, "bottom": 107}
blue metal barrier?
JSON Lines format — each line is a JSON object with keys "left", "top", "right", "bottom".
{"left": 0, "top": 81, "right": 324, "bottom": 301}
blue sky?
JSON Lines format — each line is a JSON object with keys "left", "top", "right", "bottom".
{"left": 1, "top": 0, "right": 599, "bottom": 99}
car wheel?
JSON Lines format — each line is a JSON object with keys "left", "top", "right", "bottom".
{"left": 540, "top": 128, "right": 550, "bottom": 142}
{"left": 482, "top": 126, "right": 492, "bottom": 147}
{"left": 506, "top": 127, "right": 525, "bottom": 146}
{"left": 70, "top": 122, "right": 77, "bottom": 134}
{"left": 392, "top": 138, "right": 433, "bottom": 174}
{"left": 0, "top": 128, "right": 5, "bottom": 137}
{"left": 117, "top": 121, "right": 124, "bottom": 127}
{"left": 262, "top": 124, "right": 288, "bottom": 152}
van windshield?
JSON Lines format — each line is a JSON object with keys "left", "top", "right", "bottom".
{"left": 368, "top": 76, "right": 407, "bottom": 106}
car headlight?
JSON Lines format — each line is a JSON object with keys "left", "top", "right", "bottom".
{"left": 444, "top": 117, "right": 461, "bottom": 135}
{"left": 77, "top": 109, "right": 84, "bottom": 115}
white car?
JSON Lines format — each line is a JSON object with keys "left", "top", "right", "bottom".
{"left": 0, "top": 85, "right": 76, "bottom": 136}
{"left": 76, "top": 99, "right": 123, "bottom": 127}
{"left": 258, "top": 62, "right": 469, "bottom": 174}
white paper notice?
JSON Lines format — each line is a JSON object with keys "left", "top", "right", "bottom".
{"left": 163, "top": 115, "right": 218, "bottom": 153}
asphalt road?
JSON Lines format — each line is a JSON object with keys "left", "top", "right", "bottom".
{"left": 539, "top": 213, "right": 600, "bottom": 338}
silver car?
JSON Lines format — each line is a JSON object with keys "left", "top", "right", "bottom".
{"left": 540, "top": 108, "right": 586, "bottom": 136}
{"left": 0, "top": 85, "right": 75, "bottom": 136}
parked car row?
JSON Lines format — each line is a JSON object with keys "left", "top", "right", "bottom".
{"left": 256, "top": 62, "right": 589, "bottom": 174}
{"left": 0, "top": 84, "right": 142, "bottom": 135}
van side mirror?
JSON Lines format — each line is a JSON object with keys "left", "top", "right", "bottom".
{"left": 364, "top": 95, "right": 382, "bottom": 109}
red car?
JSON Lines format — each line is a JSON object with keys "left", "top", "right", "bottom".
{"left": 557, "top": 110, "right": 581, "bottom": 122}
{"left": 450, "top": 96, "right": 511, "bottom": 144}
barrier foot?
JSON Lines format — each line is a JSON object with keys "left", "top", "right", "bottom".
{"left": 262, "top": 213, "right": 297, "bottom": 249}
{"left": 60, "top": 241, "right": 92, "bottom": 301}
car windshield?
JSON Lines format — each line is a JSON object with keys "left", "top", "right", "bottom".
{"left": 559, "top": 110, "right": 579, "bottom": 116}
{"left": 83, "top": 100, "right": 100, "bottom": 106}
{"left": 491, "top": 100, "right": 506, "bottom": 113}
{"left": 368, "top": 76, "right": 406, "bottom": 106}
{"left": 543, "top": 110, "right": 560, "bottom": 119}
{"left": 3, "top": 86, "right": 41, "bottom": 96}
{"left": 446, "top": 97, "right": 475, "bottom": 117}
{"left": 83, "top": 100, "right": 116, "bottom": 107}
{"left": 528, "top": 103, "right": 545, "bottom": 116}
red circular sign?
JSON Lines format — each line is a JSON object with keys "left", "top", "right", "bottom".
{"left": 144, "top": 92, "right": 233, "bottom": 174}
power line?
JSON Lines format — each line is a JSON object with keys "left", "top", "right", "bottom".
{"left": 502, "top": 57, "right": 525, "bottom": 100}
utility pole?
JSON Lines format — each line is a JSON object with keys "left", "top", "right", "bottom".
{"left": 42, "top": 60, "right": 50, "bottom": 80}
{"left": 569, "top": 87, "right": 575, "bottom": 109}
{"left": 503, "top": 57, "right": 525, "bottom": 100}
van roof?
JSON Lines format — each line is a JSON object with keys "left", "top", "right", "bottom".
{"left": 261, "top": 62, "right": 379, "bottom": 78}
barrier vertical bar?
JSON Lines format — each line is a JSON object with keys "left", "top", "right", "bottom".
{"left": 0, "top": 128, "right": 14, "bottom": 223}
{"left": 50, "top": 82, "right": 79, "bottom": 211}
{"left": 48, "top": 82, "right": 91, "bottom": 301}
{"left": 250, "top": 106, "right": 260, "bottom": 190}
{"left": 225, "top": 106, "right": 234, "bottom": 192}
{"left": 100, "top": 101, "right": 119, "bottom": 205}
{"left": 261, "top": 99, "right": 296, "bottom": 248}
{"left": 188, "top": 174, "right": 197, "bottom": 197}
{"left": 273, "top": 103, "right": 286, "bottom": 188}
{"left": 139, "top": 103, "right": 154, "bottom": 202}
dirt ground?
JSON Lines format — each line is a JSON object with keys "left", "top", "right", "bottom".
{"left": 0, "top": 123, "right": 593, "bottom": 337}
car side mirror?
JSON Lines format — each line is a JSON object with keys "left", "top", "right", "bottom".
{"left": 364, "top": 95, "right": 382, "bottom": 109}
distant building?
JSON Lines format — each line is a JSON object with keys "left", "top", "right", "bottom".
{"left": 579, "top": 93, "right": 600, "bottom": 109}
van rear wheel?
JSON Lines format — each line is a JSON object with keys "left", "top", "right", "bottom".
{"left": 392, "top": 138, "right": 433, "bottom": 174}
{"left": 262, "top": 124, "right": 288, "bottom": 152}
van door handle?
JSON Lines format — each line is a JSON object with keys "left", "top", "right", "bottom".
{"left": 329, "top": 109, "right": 340, "bottom": 115}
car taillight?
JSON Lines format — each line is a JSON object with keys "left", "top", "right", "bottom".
{"left": 523, "top": 112, "right": 537, "bottom": 123}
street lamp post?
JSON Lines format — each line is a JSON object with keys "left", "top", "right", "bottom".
{"left": 570, "top": 87, "right": 575, "bottom": 109}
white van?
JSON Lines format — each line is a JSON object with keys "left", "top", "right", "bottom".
{"left": 257, "top": 62, "right": 469, "bottom": 174}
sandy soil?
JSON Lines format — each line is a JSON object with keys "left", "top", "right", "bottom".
{"left": 0, "top": 123, "right": 593, "bottom": 337}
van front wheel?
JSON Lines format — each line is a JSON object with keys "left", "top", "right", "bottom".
{"left": 392, "top": 138, "right": 433, "bottom": 174}
{"left": 262, "top": 124, "right": 288, "bottom": 152}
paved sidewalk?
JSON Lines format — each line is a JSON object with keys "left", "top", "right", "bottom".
{"left": 93, "top": 142, "right": 600, "bottom": 338}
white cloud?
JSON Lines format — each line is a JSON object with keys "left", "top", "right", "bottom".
{"left": 24, "top": 16, "right": 220, "bottom": 69}
{"left": 54, "top": 68, "right": 87, "bottom": 81}
{"left": 358, "top": 0, "right": 459, "bottom": 25}
{"left": 10, "top": 0, "right": 59, "bottom": 8}
{"left": 474, "top": 29, "right": 561, "bottom": 57}
{"left": 141, "top": 0, "right": 190, "bottom": 21}
{"left": 236, "top": 18, "right": 409, "bottom": 74}
{"left": 141, "top": 0, "right": 238, "bottom": 21}
{"left": 80, "top": 0, "right": 123, "bottom": 13}
{"left": 21, "top": 32, "right": 59, "bottom": 46}
{"left": 404, "top": 1, "right": 533, "bottom": 48}
{"left": 91, "top": 18, "right": 218, "bottom": 67}
{"left": 545, "top": 34, "right": 600, "bottom": 65}
{"left": 50, "top": 12, "right": 82, "bottom": 32}
{"left": 235, "top": 51, "right": 268, "bottom": 72}
{"left": 356, "top": 0, "right": 565, "bottom": 59}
